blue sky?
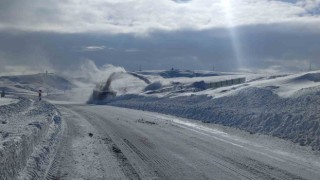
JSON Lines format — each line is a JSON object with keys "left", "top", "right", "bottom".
{"left": 0, "top": 0, "right": 319, "bottom": 74}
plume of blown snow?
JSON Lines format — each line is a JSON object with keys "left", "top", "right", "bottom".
{"left": 77, "top": 60, "right": 126, "bottom": 83}
{"left": 63, "top": 60, "right": 127, "bottom": 103}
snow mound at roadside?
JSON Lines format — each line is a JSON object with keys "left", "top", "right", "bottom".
{"left": 107, "top": 85, "right": 320, "bottom": 151}
{"left": 0, "top": 97, "right": 62, "bottom": 179}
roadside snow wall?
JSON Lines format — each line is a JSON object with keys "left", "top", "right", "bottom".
{"left": 0, "top": 98, "right": 62, "bottom": 179}
{"left": 107, "top": 87, "right": 320, "bottom": 150}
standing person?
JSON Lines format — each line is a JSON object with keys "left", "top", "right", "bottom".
{"left": 38, "top": 90, "right": 42, "bottom": 101}
{"left": 1, "top": 90, "right": 5, "bottom": 98}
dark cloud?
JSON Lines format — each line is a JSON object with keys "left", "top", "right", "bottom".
{"left": 0, "top": 22, "right": 319, "bottom": 73}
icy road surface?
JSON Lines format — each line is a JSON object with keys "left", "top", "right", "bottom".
{"left": 49, "top": 104, "right": 320, "bottom": 180}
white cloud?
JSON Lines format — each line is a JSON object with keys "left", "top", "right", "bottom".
{"left": 0, "top": 0, "right": 319, "bottom": 34}
{"left": 82, "top": 46, "right": 106, "bottom": 51}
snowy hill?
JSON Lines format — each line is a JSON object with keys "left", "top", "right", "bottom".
{"left": 0, "top": 73, "right": 75, "bottom": 95}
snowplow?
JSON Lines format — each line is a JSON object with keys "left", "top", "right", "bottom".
{"left": 92, "top": 88, "right": 117, "bottom": 101}
{"left": 89, "top": 73, "right": 117, "bottom": 102}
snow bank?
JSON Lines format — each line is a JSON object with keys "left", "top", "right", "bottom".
{"left": 0, "top": 98, "right": 62, "bottom": 180}
{"left": 18, "top": 112, "right": 63, "bottom": 180}
{"left": 106, "top": 83, "right": 320, "bottom": 150}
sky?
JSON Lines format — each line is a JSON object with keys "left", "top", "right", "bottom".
{"left": 0, "top": 0, "right": 319, "bottom": 74}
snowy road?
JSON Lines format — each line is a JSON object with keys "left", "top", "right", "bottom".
{"left": 49, "top": 104, "right": 320, "bottom": 180}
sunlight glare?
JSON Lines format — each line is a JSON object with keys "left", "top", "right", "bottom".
{"left": 221, "top": 0, "right": 245, "bottom": 70}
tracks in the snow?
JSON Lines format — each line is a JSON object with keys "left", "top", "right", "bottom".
{"left": 102, "top": 137, "right": 141, "bottom": 180}
{"left": 45, "top": 119, "right": 69, "bottom": 180}
{"left": 45, "top": 106, "right": 141, "bottom": 180}
{"left": 78, "top": 110, "right": 144, "bottom": 180}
